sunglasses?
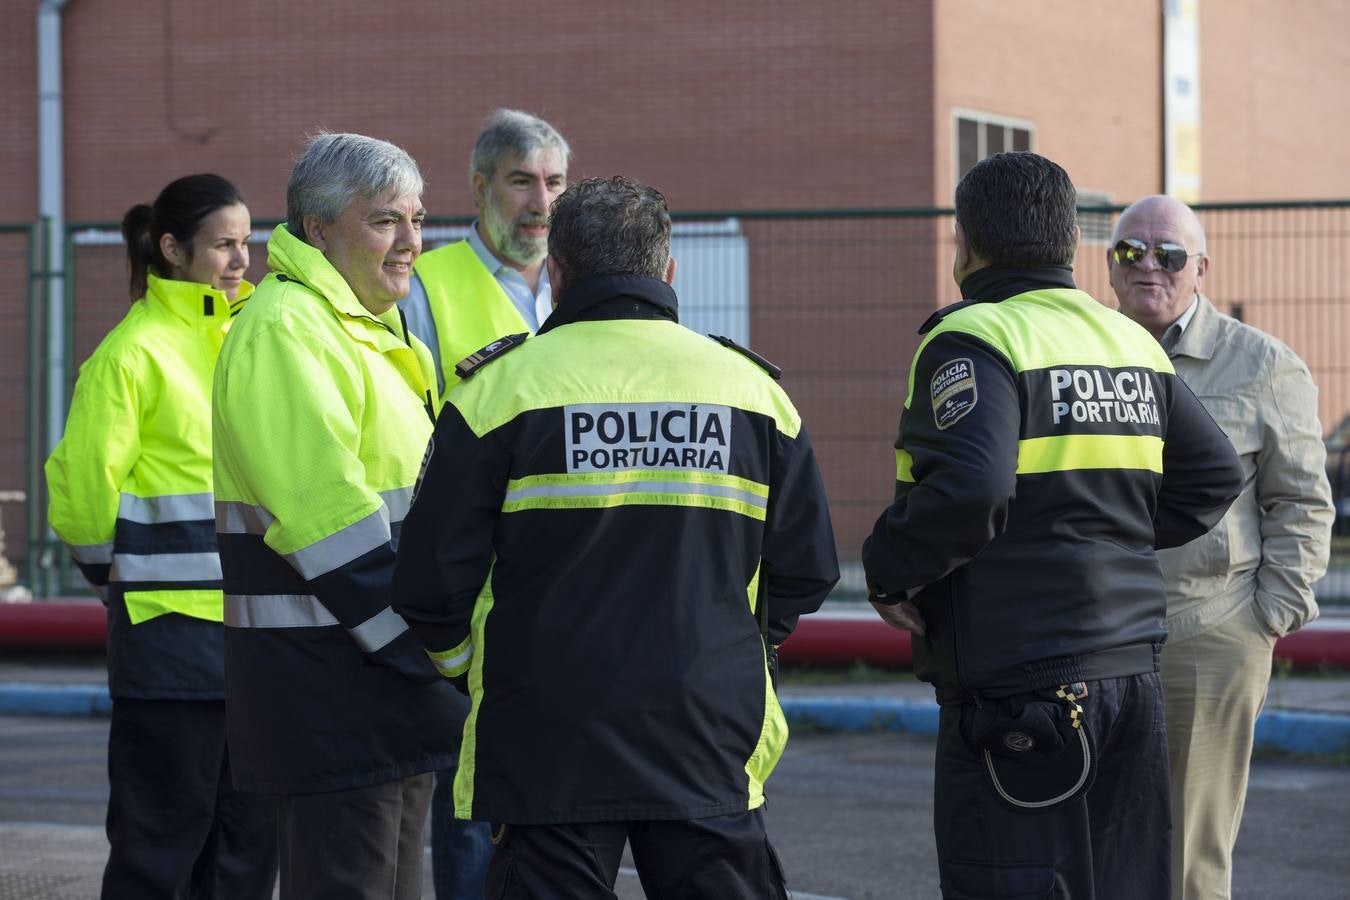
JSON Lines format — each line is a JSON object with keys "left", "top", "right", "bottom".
{"left": 1111, "top": 238, "right": 1200, "bottom": 273}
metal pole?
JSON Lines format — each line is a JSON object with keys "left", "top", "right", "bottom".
{"left": 38, "top": 0, "right": 71, "bottom": 476}
{"left": 25, "top": 220, "right": 45, "bottom": 596}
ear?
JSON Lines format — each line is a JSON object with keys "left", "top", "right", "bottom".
{"left": 545, "top": 255, "right": 563, "bottom": 298}
{"left": 663, "top": 256, "right": 677, "bottom": 286}
{"left": 1195, "top": 253, "right": 1209, "bottom": 280}
{"left": 952, "top": 221, "right": 973, "bottom": 278}
{"left": 472, "top": 171, "right": 488, "bottom": 211}
{"left": 302, "top": 215, "right": 327, "bottom": 251}
{"left": 159, "top": 232, "right": 185, "bottom": 267}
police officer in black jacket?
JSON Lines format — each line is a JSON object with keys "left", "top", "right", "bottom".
{"left": 862, "top": 152, "right": 1243, "bottom": 900}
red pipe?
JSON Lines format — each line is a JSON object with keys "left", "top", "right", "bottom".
{"left": 777, "top": 613, "right": 1350, "bottom": 670}
{"left": 0, "top": 601, "right": 106, "bottom": 650}
{"left": 1, "top": 603, "right": 1347, "bottom": 670}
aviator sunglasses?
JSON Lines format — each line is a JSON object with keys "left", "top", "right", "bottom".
{"left": 1111, "top": 238, "right": 1201, "bottom": 273}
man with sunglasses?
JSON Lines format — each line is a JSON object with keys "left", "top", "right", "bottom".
{"left": 1110, "top": 195, "right": 1334, "bottom": 900}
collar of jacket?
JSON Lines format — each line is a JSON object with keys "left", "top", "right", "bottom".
{"left": 265, "top": 224, "right": 410, "bottom": 346}
{"left": 145, "top": 271, "right": 251, "bottom": 325}
{"left": 537, "top": 273, "right": 678, "bottom": 336}
{"left": 1168, "top": 292, "right": 1221, "bottom": 362}
{"left": 958, "top": 264, "right": 1077, "bottom": 301}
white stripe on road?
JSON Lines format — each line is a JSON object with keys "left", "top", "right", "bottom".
{"left": 618, "top": 865, "right": 852, "bottom": 900}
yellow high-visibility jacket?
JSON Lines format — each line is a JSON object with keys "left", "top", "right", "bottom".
{"left": 212, "top": 224, "right": 461, "bottom": 794}
{"left": 412, "top": 240, "right": 531, "bottom": 399}
{"left": 46, "top": 272, "right": 248, "bottom": 699}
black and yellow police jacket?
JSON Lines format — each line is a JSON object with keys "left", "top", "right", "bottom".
{"left": 46, "top": 272, "right": 247, "bottom": 699}
{"left": 862, "top": 265, "right": 1243, "bottom": 704}
{"left": 212, "top": 225, "right": 462, "bottom": 794}
{"left": 394, "top": 273, "right": 840, "bottom": 824}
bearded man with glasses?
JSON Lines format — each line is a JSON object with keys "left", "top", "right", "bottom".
{"left": 1110, "top": 195, "right": 1334, "bottom": 900}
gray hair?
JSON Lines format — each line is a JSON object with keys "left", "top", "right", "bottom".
{"left": 548, "top": 176, "right": 671, "bottom": 284}
{"left": 469, "top": 109, "right": 571, "bottom": 181}
{"left": 287, "top": 132, "right": 424, "bottom": 239}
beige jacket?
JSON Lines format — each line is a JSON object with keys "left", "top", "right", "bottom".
{"left": 1158, "top": 294, "right": 1334, "bottom": 640}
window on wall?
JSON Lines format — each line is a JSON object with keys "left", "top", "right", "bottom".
{"left": 954, "top": 112, "right": 1034, "bottom": 182}
{"left": 1076, "top": 190, "right": 1115, "bottom": 244}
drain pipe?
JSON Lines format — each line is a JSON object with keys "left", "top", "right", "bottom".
{"left": 38, "top": 0, "right": 71, "bottom": 463}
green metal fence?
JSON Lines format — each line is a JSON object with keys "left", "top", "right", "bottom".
{"left": 7, "top": 202, "right": 1350, "bottom": 597}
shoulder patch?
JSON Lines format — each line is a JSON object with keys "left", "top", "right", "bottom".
{"left": 455, "top": 333, "right": 528, "bottom": 379}
{"left": 931, "top": 357, "right": 978, "bottom": 430}
{"left": 708, "top": 334, "right": 781, "bottom": 380}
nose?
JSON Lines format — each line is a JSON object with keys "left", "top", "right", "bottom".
{"left": 395, "top": 218, "right": 422, "bottom": 255}
{"left": 232, "top": 243, "right": 249, "bottom": 270}
{"left": 527, "top": 181, "right": 551, "bottom": 213}
{"left": 1134, "top": 247, "right": 1162, "bottom": 272}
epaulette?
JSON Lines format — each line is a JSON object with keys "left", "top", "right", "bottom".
{"left": 454, "top": 333, "right": 528, "bottom": 379}
{"left": 918, "top": 299, "right": 984, "bottom": 335}
{"left": 709, "top": 334, "right": 782, "bottom": 380}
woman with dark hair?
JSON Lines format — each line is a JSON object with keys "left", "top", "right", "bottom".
{"left": 46, "top": 174, "right": 278, "bottom": 900}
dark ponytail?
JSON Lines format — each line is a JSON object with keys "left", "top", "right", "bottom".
{"left": 120, "top": 173, "right": 246, "bottom": 300}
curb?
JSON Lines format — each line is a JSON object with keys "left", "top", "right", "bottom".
{"left": 777, "top": 696, "right": 1350, "bottom": 757}
{"left": 4, "top": 683, "right": 1347, "bottom": 757}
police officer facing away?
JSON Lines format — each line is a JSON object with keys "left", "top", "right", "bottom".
{"left": 862, "top": 153, "right": 1243, "bottom": 899}
{"left": 394, "top": 176, "right": 839, "bottom": 898}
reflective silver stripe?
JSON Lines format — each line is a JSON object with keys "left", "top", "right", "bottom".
{"left": 224, "top": 593, "right": 338, "bottom": 628}
{"left": 348, "top": 606, "right": 409, "bottom": 653}
{"left": 215, "top": 501, "right": 275, "bottom": 535}
{"left": 379, "top": 487, "right": 413, "bottom": 525}
{"left": 430, "top": 645, "right": 473, "bottom": 677}
{"left": 504, "top": 480, "right": 768, "bottom": 510}
{"left": 285, "top": 507, "right": 391, "bottom": 581}
{"left": 109, "top": 551, "right": 222, "bottom": 583}
{"left": 68, "top": 541, "right": 114, "bottom": 565}
{"left": 119, "top": 492, "right": 215, "bottom": 525}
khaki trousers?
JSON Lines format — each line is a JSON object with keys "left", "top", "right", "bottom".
{"left": 1161, "top": 601, "right": 1276, "bottom": 900}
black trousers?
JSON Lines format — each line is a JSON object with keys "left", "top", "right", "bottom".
{"left": 277, "top": 772, "right": 433, "bottom": 900}
{"left": 933, "top": 672, "right": 1171, "bottom": 899}
{"left": 486, "top": 808, "right": 787, "bottom": 899}
{"left": 101, "top": 698, "right": 278, "bottom": 900}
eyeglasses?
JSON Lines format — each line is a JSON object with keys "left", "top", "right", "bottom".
{"left": 1111, "top": 238, "right": 1202, "bottom": 273}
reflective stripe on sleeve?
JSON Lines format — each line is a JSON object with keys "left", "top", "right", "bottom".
{"left": 379, "top": 487, "right": 413, "bottom": 525}
{"left": 109, "top": 551, "right": 223, "bottom": 583}
{"left": 348, "top": 606, "right": 410, "bottom": 653}
{"left": 502, "top": 470, "right": 769, "bottom": 521}
{"left": 427, "top": 638, "right": 473, "bottom": 678}
{"left": 224, "top": 593, "right": 338, "bottom": 628}
{"left": 215, "top": 501, "right": 275, "bottom": 535}
{"left": 119, "top": 492, "right": 215, "bottom": 525}
{"left": 285, "top": 508, "right": 391, "bottom": 581}
{"left": 68, "top": 541, "right": 114, "bottom": 565}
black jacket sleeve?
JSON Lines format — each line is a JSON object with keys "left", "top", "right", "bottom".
{"left": 393, "top": 401, "right": 509, "bottom": 683}
{"left": 761, "top": 424, "right": 840, "bottom": 645}
{"left": 862, "top": 332, "right": 1021, "bottom": 598}
{"left": 1154, "top": 373, "right": 1244, "bottom": 549}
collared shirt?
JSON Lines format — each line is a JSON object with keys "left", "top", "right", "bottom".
{"left": 1159, "top": 295, "right": 1200, "bottom": 352}
{"left": 401, "top": 223, "right": 551, "bottom": 395}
